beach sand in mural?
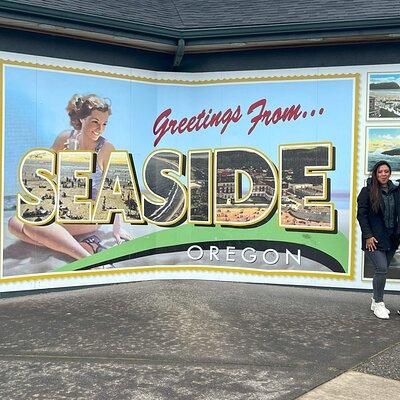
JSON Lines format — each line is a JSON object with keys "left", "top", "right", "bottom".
{"left": 1, "top": 210, "right": 160, "bottom": 277}
{"left": 216, "top": 207, "right": 267, "bottom": 223}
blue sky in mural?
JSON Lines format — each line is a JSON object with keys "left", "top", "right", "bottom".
{"left": 4, "top": 65, "right": 354, "bottom": 195}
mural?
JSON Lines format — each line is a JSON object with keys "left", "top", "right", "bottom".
{"left": 8, "top": 53, "right": 400, "bottom": 292}
{"left": 0, "top": 59, "right": 357, "bottom": 288}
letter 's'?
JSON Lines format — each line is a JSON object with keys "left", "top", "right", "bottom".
{"left": 142, "top": 150, "right": 187, "bottom": 226}
{"left": 17, "top": 149, "right": 57, "bottom": 225}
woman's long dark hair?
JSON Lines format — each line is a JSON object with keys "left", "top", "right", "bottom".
{"left": 370, "top": 161, "right": 392, "bottom": 213}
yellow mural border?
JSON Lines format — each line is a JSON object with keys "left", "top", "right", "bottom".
{"left": 0, "top": 57, "right": 360, "bottom": 284}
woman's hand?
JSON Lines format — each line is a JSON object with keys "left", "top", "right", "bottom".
{"left": 113, "top": 214, "right": 133, "bottom": 244}
{"left": 366, "top": 237, "right": 378, "bottom": 251}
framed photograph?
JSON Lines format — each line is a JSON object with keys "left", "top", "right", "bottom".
{"left": 368, "top": 72, "right": 400, "bottom": 120}
{"left": 365, "top": 127, "right": 400, "bottom": 174}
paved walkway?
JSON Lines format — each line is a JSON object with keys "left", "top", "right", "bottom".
{"left": 298, "top": 371, "right": 400, "bottom": 399}
{"left": 0, "top": 281, "right": 399, "bottom": 399}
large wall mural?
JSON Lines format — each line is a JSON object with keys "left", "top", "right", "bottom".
{"left": 0, "top": 52, "right": 398, "bottom": 292}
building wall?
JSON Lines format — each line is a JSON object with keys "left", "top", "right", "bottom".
{"left": 179, "top": 41, "right": 400, "bottom": 72}
{"left": 0, "top": 27, "right": 174, "bottom": 71}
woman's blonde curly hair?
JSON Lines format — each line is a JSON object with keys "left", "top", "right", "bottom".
{"left": 66, "top": 94, "right": 111, "bottom": 130}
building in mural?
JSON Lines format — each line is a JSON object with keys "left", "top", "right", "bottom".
{"left": 0, "top": 1, "right": 400, "bottom": 292}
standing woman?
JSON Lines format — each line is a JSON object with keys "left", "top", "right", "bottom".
{"left": 357, "top": 161, "right": 399, "bottom": 319}
{"left": 8, "top": 94, "right": 131, "bottom": 261}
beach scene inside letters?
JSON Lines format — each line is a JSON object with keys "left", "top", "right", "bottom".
{"left": 369, "top": 73, "right": 400, "bottom": 118}
{"left": 280, "top": 145, "right": 332, "bottom": 229}
{"left": 215, "top": 150, "right": 275, "bottom": 224}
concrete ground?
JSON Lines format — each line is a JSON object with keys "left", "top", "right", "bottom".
{"left": 0, "top": 281, "right": 399, "bottom": 399}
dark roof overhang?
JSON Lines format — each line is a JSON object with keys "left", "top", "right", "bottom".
{"left": 1, "top": 0, "right": 400, "bottom": 63}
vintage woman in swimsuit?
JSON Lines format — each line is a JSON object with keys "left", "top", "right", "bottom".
{"left": 8, "top": 94, "right": 132, "bottom": 260}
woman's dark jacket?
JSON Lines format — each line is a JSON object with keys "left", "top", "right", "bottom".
{"left": 357, "top": 180, "right": 400, "bottom": 251}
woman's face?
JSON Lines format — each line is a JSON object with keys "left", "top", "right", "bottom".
{"left": 376, "top": 164, "right": 391, "bottom": 185}
{"left": 80, "top": 110, "right": 110, "bottom": 142}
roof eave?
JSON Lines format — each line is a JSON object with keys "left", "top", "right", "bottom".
{"left": 1, "top": 1, "right": 400, "bottom": 53}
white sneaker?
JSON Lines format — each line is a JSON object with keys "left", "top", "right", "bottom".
{"left": 373, "top": 302, "right": 390, "bottom": 319}
{"left": 371, "top": 298, "right": 390, "bottom": 314}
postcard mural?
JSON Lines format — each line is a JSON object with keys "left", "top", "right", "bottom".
{"left": 368, "top": 72, "right": 400, "bottom": 119}
{"left": 365, "top": 73, "right": 400, "bottom": 284}
{"left": 366, "top": 127, "right": 400, "bottom": 173}
{"left": 10, "top": 52, "right": 400, "bottom": 292}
